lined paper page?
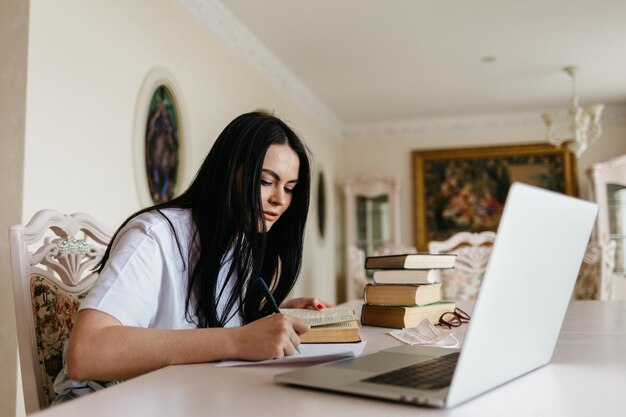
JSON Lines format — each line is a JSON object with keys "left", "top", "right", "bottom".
{"left": 281, "top": 307, "right": 359, "bottom": 326}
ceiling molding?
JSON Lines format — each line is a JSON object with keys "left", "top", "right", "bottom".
{"left": 343, "top": 105, "right": 626, "bottom": 141}
{"left": 177, "top": 0, "right": 344, "bottom": 137}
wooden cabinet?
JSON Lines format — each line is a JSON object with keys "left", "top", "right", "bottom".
{"left": 588, "top": 154, "right": 626, "bottom": 299}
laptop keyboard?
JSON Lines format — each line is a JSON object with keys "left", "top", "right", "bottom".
{"left": 362, "top": 352, "right": 460, "bottom": 390}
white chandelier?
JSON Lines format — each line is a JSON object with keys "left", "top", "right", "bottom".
{"left": 541, "top": 66, "right": 604, "bottom": 158}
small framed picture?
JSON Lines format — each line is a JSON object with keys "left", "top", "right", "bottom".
{"left": 144, "top": 85, "right": 181, "bottom": 204}
{"left": 133, "top": 68, "right": 185, "bottom": 207}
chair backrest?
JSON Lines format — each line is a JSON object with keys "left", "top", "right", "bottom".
{"left": 9, "top": 210, "right": 111, "bottom": 413}
{"left": 347, "top": 245, "right": 368, "bottom": 300}
{"left": 573, "top": 240, "right": 617, "bottom": 300}
{"left": 573, "top": 242, "right": 602, "bottom": 300}
{"left": 348, "top": 243, "right": 418, "bottom": 300}
{"left": 599, "top": 239, "right": 617, "bottom": 300}
{"left": 371, "top": 242, "right": 417, "bottom": 257}
{"left": 428, "top": 231, "right": 496, "bottom": 300}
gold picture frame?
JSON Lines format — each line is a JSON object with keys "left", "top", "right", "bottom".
{"left": 413, "top": 143, "right": 578, "bottom": 250}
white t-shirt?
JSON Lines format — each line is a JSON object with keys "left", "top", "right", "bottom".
{"left": 80, "top": 208, "right": 243, "bottom": 329}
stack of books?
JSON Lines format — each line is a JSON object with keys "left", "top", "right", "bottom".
{"left": 360, "top": 253, "right": 457, "bottom": 329}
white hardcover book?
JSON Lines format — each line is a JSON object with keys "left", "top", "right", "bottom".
{"left": 372, "top": 268, "right": 440, "bottom": 284}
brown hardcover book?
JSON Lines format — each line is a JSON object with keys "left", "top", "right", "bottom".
{"left": 365, "top": 253, "right": 456, "bottom": 270}
{"left": 363, "top": 283, "right": 442, "bottom": 306}
{"left": 361, "top": 301, "right": 456, "bottom": 329}
{"left": 300, "top": 320, "right": 361, "bottom": 343}
{"left": 371, "top": 268, "right": 441, "bottom": 284}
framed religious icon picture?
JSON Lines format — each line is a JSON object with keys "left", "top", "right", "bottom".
{"left": 144, "top": 85, "right": 181, "bottom": 204}
{"left": 133, "top": 67, "right": 185, "bottom": 207}
{"left": 412, "top": 143, "right": 577, "bottom": 250}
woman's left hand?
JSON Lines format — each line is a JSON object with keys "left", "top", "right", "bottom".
{"left": 280, "top": 297, "right": 335, "bottom": 310}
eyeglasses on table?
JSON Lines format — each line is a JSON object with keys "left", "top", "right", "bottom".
{"left": 438, "top": 307, "right": 471, "bottom": 329}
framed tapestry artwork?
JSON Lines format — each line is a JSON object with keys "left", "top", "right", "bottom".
{"left": 413, "top": 143, "right": 577, "bottom": 250}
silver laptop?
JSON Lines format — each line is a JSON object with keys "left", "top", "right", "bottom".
{"left": 275, "top": 182, "right": 598, "bottom": 408}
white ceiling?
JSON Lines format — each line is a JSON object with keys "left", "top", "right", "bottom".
{"left": 185, "top": 0, "right": 626, "bottom": 135}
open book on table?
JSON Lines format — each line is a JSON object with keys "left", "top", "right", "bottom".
{"left": 216, "top": 308, "right": 364, "bottom": 367}
{"left": 281, "top": 307, "right": 361, "bottom": 343}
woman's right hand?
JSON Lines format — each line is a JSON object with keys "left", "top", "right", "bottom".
{"left": 231, "top": 314, "right": 310, "bottom": 361}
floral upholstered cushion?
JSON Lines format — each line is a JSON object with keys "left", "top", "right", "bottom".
{"left": 30, "top": 276, "right": 88, "bottom": 406}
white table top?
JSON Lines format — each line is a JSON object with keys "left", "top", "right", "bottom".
{"left": 34, "top": 300, "right": 626, "bottom": 417}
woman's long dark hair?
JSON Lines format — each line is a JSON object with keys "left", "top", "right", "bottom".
{"left": 98, "top": 111, "right": 311, "bottom": 327}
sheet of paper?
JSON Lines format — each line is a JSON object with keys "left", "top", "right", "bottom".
{"left": 280, "top": 307, "right": 359, "bottom": 326}
{"left": 215, "top": 341, "right": 366, "bottom": 367}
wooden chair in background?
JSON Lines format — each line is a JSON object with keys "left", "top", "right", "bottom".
{"left": 346, "top": 243, "right": 417, "bottom": 300}
{"left": 9, "top": 210, "right": 111, "bottom": 413}
{"left": 573, "top": 240, "right": 617, "bottom": 300}
{"left": 428, "top": 231, "right": 496, "bottom": 301}
{"left": 346, "top": 245, "right": 368, "bottom": 300}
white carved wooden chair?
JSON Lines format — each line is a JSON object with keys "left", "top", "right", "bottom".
{"left": 347, "top": 245, "right": 368, "bottom": 300}
{"left": 348, "top": 243, "right": 418, "bottom": 299}
{"left": 573, "top": 240, "right": 617, "bottom": 300}
{"left": 371, "top": 243, "right": 418, "bottom": 257}
{"left": 9, "top": 210, "right": 111, "bottom": 413}
{"left": 428, "top": 231, "right": 496, "bottom": 301}
{"left": 600, "top": 240, "right": 618, "bottom": 300}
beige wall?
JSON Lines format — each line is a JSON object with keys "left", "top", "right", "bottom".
{"left": 339, "top": 121, "right": 626, "bottom": 250}
{"left": 23, "top": 0, "right": 341, "bottom": 301}
{"left": 0, "top": 0, "right": 29, "bottom": 415}
{"left": 8, "top": 0, "right": 341, "bottom": 413}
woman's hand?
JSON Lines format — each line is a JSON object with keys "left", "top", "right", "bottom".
{"left": 231, "top": 314, "right": 310, "bottom": 361}
{"left": 280, "top": 297, "right": 335, "bottom": 310}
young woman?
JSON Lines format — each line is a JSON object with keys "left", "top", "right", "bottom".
{"left": 66, "top": 111, "right": 330, "bottom": 382}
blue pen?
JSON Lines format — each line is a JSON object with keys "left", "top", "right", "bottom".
{"left": 256, "top": 277, "right": 301, "bottom": 354}
{"left": 256, "top": 276, "right": 281, "bottom": 314}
